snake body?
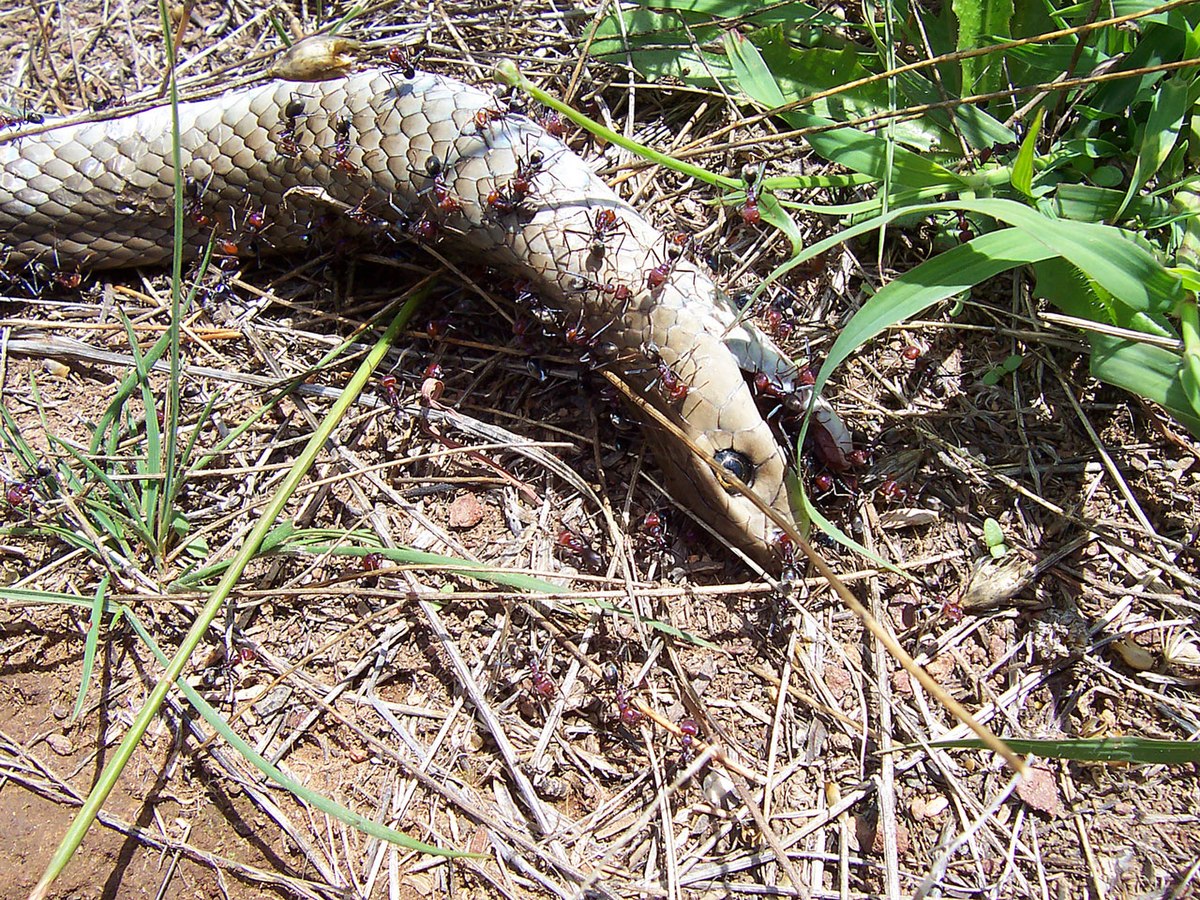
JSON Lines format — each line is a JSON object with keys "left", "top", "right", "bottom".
{"left": 0, "top": 43, "right": 842, "bottom": 566}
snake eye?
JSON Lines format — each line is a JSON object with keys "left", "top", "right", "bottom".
{"left": 714, "top": 449, "right": 754, "bottom": 487}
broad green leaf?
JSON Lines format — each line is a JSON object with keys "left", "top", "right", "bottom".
{"left": 1091, "top": 335, "right": 1200, "bottom": 435}
{"left": 724, "top": 32, "right": 966, "bottom": 190}
{"left": 591, "top": 1, "right": 839, "bottom": 84}
{"left": 1114, "top": 76, "right": 1189, "bottom": 221}
{"left": 753, "top": 31, "right": 950, "bottom": 149}
{"left": 955, "top": 0, "right": 1014, "bottom": 94}
{"left": 766, "top": 198, "right": 1183, "bottom": 320}
{"left": 1052, "top": 184, "right": 1172, "bottom": 224}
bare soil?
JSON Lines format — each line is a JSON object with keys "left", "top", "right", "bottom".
{"left": 0, "top": 2, "right": 1197, "bottom": 899}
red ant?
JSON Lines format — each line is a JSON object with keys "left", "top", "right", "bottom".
{"left": 956, "top": 211, "right": 973, "bottom": 243}
{"left": 557, "top": 529, "right": 604, "bottom": 572}
{"left": 940, "top": 596, "right": 964, "bottom": 624}
{"left": 416, "top": 155, "right": 462, "bottom": 215}
{"left": 277, "top": 96, "right": 306, "bottom": 158}
{"left": 534, "top": 108, "right": 566, "bottom": 138}
{"left": 184, "top": 177, "right": 213, "bottom": 228}
{"left": 510, "top": 150, "right": 544, "bottom": 198}
{"left": 641, "top": 341, "right": 688, "bottom": 403}
{"left": 379, "top": 374, "right": 403, "bottom": 413}
{"left": 587, "top": 208, "right": 623, "bottom": 257}
{"left": 615, "top": 688, "right": 643, "bottom": 727}
{"left": 407, "top": 213, "right": 439, "bottom": 241}
{"left": 362, "top": 552, "right": 385, "bottom": 571}
{"left": 53, "top": 270, "right": 83, "bottom": 290}
{"left": 331, "top": 115, "right": 356, "bottom": 173}
{"left": 486, "top": 150, "right": 544, "bottom": 216}
{"left": 645, "top": 261, "right": 672, "bottom": 291}
{"left": 386, "top": 46, "right": 417, "bottom": 79}
{"left": 640, "top": 510, "right": 669, "bottom": 552}
{"left": 470, "top": 104, "right": 509, "bottom": 134}
{"left": 739, "top": 163, "right": 764, "bottom": 224}
{"left": 678, "top": 717, "right": 700, "bottom": 762}
{"left": 244, "top": 209, "right": 267, "bottom": 234}
{"left": 877, "top": 478, "right": 910, "bottom": 502}
{"left": 528, "top": 658, "right": 557, "bottom": 700}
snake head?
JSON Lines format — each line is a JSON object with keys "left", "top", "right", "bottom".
{"left": 618, "top": 271, "right": 850, "bottom": 570}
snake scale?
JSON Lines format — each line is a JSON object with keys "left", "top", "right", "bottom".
{"left": 0, "top": 37, "right": 846, "bottom": 568}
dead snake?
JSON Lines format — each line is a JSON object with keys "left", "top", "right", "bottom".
{"left": 0, "top": 38, "right": 846, "bottom": 568}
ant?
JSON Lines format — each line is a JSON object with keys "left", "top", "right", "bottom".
{"left": 407, "top": 213, "right": 440, "bottom": 242}
{"left": 557, "top": 528, "right": 604, "bottom": 572}
{"left": 379, "top": 374, "right": 403, "bottom": 414}
{"left": 361, "top": 552, "right": 385, "bottom": 572}
{"left": 739, "top": 163, "right": 765, "bottom": 224}
{"left": 184, "top": 176, "right": 213, "bottom": 228}
{"left": 510, "top": 149, "right": 544, "bottom": 198}
{"left": 640, "top": 510, "right": 670, "bottom": 552}
{"left": 486, "top": 150, "right": 544, "bottom": 217}
{"left": 277, "top": 96, "right": 306, "bottom": 158}
{"left": 4, "top": 465, "right": 52, "bottom": 520}
{"left": 386, "top": 46, "right": 417, "bottom": 79}
{"left": 533, "top": 108, "right": 566, "bottom": 138}
{"left": 470, "top": 104, "right": 510, "bottom": 134}
{"left": 640, "top": 341, "right": 688, "bottom": 403}
{"left": 53, "top": 269, "right": 83, "bottom": 290}
{"left": 418, "top": 155, "right": 462, "bottom": 215}
{"left": 331, "top": 116, "right": 356, "bottom": 173}
{"left": 587, "top": 208, "right": 623, "bottom": 258}
{"left": 645, "top": 261, "right": 672, "bottom": 291}
{"left": 527, "top": 657, "right": 557, "bottom": 700}
{"left": 243, "top": 208, "right": 267, "bottom": 234}
{"left": 614, "top": 687, "right": 643, "bottom": 727}
{"left": 678, "top": 717, "right": 700, "bottom": 762}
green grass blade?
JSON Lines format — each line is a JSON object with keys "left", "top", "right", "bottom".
{"left": 29, "top": 287, "right": 430, "bottom": 900}
{"left": 118, "top": 312, "right": 162, "bottom": 543}
{"left": 70, "top": 576, "right": 109, "bottom": 721}
{"left": 813, "top": 227, "right": 1056, "bottom": 396}
{"left": 1010, "top": 108, "right": 1043, "bottom": 198}
{"left": 931, "top": 736, "right": 1200, "bottom": 764}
